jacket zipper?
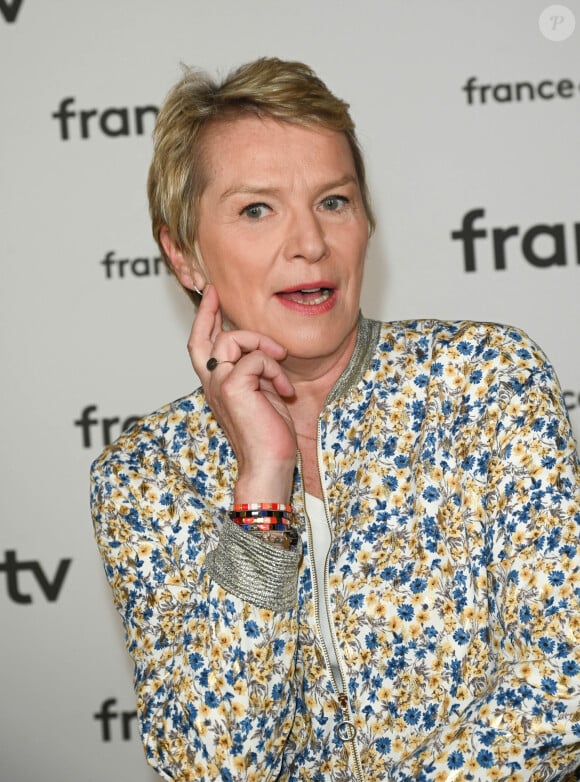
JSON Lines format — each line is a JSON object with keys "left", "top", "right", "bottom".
{"left": 297, "top": 434, "right": 365, "bottom": 782}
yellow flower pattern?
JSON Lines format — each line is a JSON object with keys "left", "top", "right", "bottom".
{"left": 91, "top": 319, "right": 580, "bottom": 781}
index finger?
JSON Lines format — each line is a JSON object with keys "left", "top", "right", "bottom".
{"left": 189, "top": 284, "right": 222, "bottom": 354}
{"left": 187, "top": 285, "right": 287, "bottom": 374}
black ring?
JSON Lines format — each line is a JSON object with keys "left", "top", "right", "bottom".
{"left": 207, "top": 357, "right": 236, "bottom": 372}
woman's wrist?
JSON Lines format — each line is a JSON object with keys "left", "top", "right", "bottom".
{"left": 234, "top": 472, "right": 294, "bottom": 505}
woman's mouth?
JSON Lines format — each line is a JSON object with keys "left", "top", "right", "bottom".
{"left": 278, "top": 287, "right": 333, "bottom": 305}
{"left": 275, "top": 285, "right": 337, "bottom": 314}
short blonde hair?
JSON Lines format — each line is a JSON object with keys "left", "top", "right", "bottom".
{"left": 148, "top": 57, "right": 375, "bottom": 298}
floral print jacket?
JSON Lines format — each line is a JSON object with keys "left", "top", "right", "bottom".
{"left": 91, "top": 318, "right": 580, "bottom": 781}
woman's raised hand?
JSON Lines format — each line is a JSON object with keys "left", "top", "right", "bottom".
{"left": 188, "top": 285, "right": 297, "bottom": 504}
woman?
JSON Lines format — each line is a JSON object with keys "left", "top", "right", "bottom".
{"left": 91, "top": 58, "right": 580, "bottom": 781}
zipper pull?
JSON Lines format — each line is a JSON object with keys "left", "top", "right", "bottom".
{"left": 336, "top": 693, "right": 357, "bottom": 742}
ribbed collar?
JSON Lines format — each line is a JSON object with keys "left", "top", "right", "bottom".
{"left": 325, "top": 316, "right": 381, "bottom": 406}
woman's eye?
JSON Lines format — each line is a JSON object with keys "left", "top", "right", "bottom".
{"left": 241, "top": 203, "right": 270, "bottom": 219}
{"left": 321, "top": 195, "right": 348, "bottom": 211}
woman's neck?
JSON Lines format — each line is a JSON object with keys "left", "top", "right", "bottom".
{"left": 285, "top": 363, "right": 351, "bottom": 436}
{"left": 283, "top": 325, "right": 357, "bottom": 411}
{"left": 282, "top": 325, "right": 359, "bottom": 499}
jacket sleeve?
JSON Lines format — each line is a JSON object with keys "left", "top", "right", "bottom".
{"left": 394, "top": 332, "right": 580, "bottom": 781}
{"left": 90, "top": 439, "right": 302, "bottom": 782}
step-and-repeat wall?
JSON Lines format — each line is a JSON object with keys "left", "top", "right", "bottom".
{"left": 1, "top": 2, "right": 579, "bottom": 780}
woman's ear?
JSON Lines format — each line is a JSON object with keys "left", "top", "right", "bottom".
{"left": 159, "top": 226, "right": 206, "bottom": 292}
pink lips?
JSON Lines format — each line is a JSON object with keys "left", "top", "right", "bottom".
{"left": 275, "top": 282, "right": 337, "bottom": 314}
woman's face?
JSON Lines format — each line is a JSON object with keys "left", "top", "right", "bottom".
{"left": 195, "top": 116, "right": 369, "bottom": 365}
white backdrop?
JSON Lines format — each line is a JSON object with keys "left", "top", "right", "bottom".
{"left": 1, "top": 2, "right": 579, "bottom": 780}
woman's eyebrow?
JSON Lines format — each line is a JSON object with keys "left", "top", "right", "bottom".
{"left": 219, "top": 184, "right": 282, "bottom": 201}
{"left": 318, "top": 174, "right": 358, "bottom": 191}
{"left": 219, "top": 174, "right": 357, "bottom": 201}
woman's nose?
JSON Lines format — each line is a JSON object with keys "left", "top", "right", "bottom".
{"left": 283, "top": 208, "right": 329, "bottom": 264}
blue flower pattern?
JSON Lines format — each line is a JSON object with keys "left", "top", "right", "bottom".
{"left": 91, "top": 320, "right": 580, "bottom": 781}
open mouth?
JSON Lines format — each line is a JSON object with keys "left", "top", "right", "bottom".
{"left": 276, "top": 286, "right": 334, "bottom": 305}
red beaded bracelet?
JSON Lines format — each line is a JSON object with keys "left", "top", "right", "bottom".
{"left": 233, "top": 502, "right": 292, "bottom": 513}
{"left": 230, "top": 503, "right": 294, "bottom": 524}
{"left": 232, "top": 515, "right": 291, "bottom": 525}
{"left": 230, "top": 503, "right": 298, "bottom": 547}
{"left": 230, "top": 509, "right": 292, "bottom": 521}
